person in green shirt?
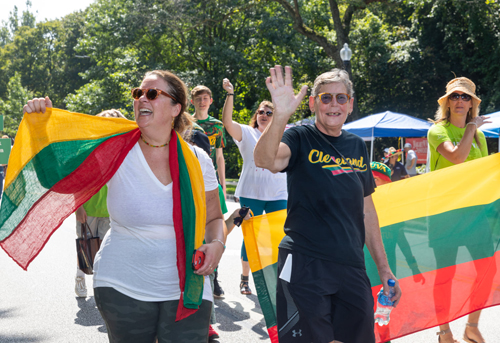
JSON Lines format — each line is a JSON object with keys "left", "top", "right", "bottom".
{"left": 190, "top": 85, "right": 226, "bottom": 197}
{"left": 74, "top": 109, "right": 126, "bottom": 298}
{"left": 428, "top": 77, "right": 491, "bottom": 343}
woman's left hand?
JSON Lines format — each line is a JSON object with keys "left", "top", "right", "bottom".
{"left": 471, "top": 115, "right": 491, "bottom": 128}
{"left": 194, "top": 240, "right": 225, "bottom": 276}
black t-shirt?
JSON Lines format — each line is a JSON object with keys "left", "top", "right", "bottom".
{"left": 280, "top": 125, "right": 375, "bottom": 268}
{"left": 389, "top": 161, "right": 407, "bottom": 182}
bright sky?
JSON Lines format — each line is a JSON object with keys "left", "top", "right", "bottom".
{"left": 0, "top": 0, "right": 96, "bottom": 25}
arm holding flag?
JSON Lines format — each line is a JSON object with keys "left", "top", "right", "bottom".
{"left": 194, "top": 188, "right": 225, "bottom": 276}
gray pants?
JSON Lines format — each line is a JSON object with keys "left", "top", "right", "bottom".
{"left": 94, "top": 287, "right": 211, "bottom": 343}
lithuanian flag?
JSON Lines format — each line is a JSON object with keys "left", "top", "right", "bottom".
{"left": 242, "top": 153, "right": 500, "bottom": 342}
{"left": 0, "top": 108, "right": 207, "bottom": 320}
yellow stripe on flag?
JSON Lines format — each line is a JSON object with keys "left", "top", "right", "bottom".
{"left": 373, "top": 153, "right": 500, "bottom": 228}
{"left": 179, "top": 136, "right": 206, "bottom": 248}
{"left": 242, "top": 209, "right": 286, "bottom": 272}
{"left": 6, "top": 108, "right": 138, "bottom": 189}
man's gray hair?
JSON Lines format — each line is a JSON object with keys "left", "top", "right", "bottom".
{"left": 311, "top": 69, "right": 353, "bottom": 97}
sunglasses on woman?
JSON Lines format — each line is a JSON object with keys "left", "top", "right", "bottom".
{"left": 131, "top": 88, "right": 177, "bottom": 102}
{"left": 317, "top": 92, "right": 350, "bottom": 105}
{"left": 449, "top": 93, "right": 472, "bottom": 102}
{"left": 257, "top": 110, "right": 273, "bottom": 116}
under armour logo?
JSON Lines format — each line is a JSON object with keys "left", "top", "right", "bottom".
{"left": 292, "top": 329, "right": 302, "bottom": 337}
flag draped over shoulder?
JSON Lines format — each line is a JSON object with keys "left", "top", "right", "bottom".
{"left": 242, "top": 153, "right": 500, "bottom": 343}
{"left": 0, "top": 108, "right": 207, "bottom": 320}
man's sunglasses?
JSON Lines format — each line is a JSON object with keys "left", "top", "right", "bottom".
{"left": 257, "top": 110, "right": 273, "bottom": 116}
{"left": 449, "top": 93, "right": 472, "bottom": 102}
{"left": 317, "top": 92, "right": 350, "bottom": 105}
{"left": 233, "top": 206, "right": 251, "bottom": 227}
{"left": 131, "top": 88, "right": 177, "bottom": 102}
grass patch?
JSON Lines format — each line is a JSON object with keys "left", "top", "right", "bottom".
{"left": 226, "top": 184, "right": 236, "bottom": 195}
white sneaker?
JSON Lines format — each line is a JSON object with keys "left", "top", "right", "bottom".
{"left": 75, "top": 276, "right": 87, "bottom": 297}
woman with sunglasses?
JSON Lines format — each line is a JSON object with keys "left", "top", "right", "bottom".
{"left": 254, "top": 66, "right": 400, "bottom": 343}
{"left": 221, "top": 78, "right": 287, "bottom": 295}
{"left": 428, "top": 77, "right": 492, "bottom": 343}
{"left": 22, "top": 70, "right": 225, "bottom": 343}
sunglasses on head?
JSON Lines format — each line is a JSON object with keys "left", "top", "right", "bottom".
{"left": 233, "top": 206, "right": 251, "bottom": 227}
{"left": 449, "top": 93, "right": 472, "bottom": 102}
{"left": 257, "top": 110, "right": 273, "bottom": 116}
{"left": 317, "top": 92, "right": 350, "bottom": 105}
{"left": 131, "top": 88, "right": 177, "bottom": 102}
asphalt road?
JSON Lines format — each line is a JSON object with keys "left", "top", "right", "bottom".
{"left": 1, "top": 198, "right": 499, "bottom": 342}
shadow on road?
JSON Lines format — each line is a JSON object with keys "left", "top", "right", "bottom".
{"left": 0, "top": 307, "right": 16, "bottom": 319}
{"left": 74, "top": 296, "right": 107, "bottom": 333}
{"left": 0, "top": 334, "right": 45, "bottom": 342}
{"left": 215, "top": 299, "right": 269, "bottom": 340}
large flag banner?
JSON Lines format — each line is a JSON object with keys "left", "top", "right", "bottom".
{"left": 0, "top": 108, "right": 138, "bottom": 270}
{"left": 242, "top": 153, "right": 500, "bottom": 343}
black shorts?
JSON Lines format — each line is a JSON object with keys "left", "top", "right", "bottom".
{"left": 276, "top": 249, "right": 375, "bottom": 343}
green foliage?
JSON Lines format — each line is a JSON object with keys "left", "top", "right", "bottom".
{"left": 0, "top": 73, "right": 33, "bottom": 137}
{"left": 1, "top": 0, "right": 500, "bottom": 178}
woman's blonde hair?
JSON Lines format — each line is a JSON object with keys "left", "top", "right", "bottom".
{"left": 97, "top": 109, "right": 126, "bottom": 118}
{"left": 249, "top": 101, "right": 274, "bottom": 128}
{"left": 430, "top": 90, "right": 482, "bottom": 148}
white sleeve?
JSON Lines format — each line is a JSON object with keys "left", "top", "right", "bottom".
{"left": 233, "top": 123, "right": 248, "bottom": 145}
{"left": 192, "top": 145, "right": 218, "bottom": 192}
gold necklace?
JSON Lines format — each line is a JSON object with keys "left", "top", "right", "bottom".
{"left": 141, "top": 135, "right": 168, "bottom": 148}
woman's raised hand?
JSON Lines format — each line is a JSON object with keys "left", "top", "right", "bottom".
{"left": 222, "top": 78, "right": 234, "bottom": 94}
{"left": 471, "top": 115, "right": 491, "bottom": 128}
{"left": 23, "top": 97, "right": 52, "bottom": 114}
{"left": 265, "top": 65, "right": 308, "bottom": 123}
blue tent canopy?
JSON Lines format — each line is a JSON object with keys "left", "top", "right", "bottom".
{"left": 481, "top": 111, "right": 500, "bottom": 138}
{"left": 342, "top": 111, "right": 432, "bottom": 138}
{"left": 342, "top": 111, "right": 432, "bottom": 161}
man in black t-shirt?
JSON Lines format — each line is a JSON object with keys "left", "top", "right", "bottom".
{"left": 254, "top": 66, "right": 401, "bottom": 343}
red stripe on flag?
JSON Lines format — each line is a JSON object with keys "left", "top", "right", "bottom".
{"left": 373, "top": 251, "right": 500, "bottom": 342}
{"left": 267, "top": 325, "right": 278, "bottom": 343}
{"left": 0, "top": 129, "right": 140, "bottom": 270}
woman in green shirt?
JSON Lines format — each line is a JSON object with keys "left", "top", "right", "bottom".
{"left": 428, "top": 77, "right": 491, "bottom": 343}
{"left": 428, "top": 77, "right": 489, "bottom": 171}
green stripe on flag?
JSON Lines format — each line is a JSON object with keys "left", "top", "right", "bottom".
{"left": 365, "top": 199, "right": 500, "bottom": 287}
{"left": 253, "top": 263, "right": 278, "bottom": 328}
{"left": 0, "top": 134, "right": 126, "bottom": 240}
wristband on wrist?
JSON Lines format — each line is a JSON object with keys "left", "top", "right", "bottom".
{"left": 211, "top": 239, "right": 226, "bottom": 250}
{"left": 467, "top": 122, "right": 477, "bottom": 127}
{"left": 226, "top": 93, "right": 234, "bottom": 96}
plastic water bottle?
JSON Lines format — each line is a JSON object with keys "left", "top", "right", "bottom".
{"left": 374, "top": 279, "right": 396, "bottom": 326}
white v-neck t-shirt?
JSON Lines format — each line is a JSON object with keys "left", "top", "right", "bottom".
{"left": 93, "top": 142, "right": 218, "bottom": 302}
{"left": 234, "top": 124, "right": 287, "bottom": 200}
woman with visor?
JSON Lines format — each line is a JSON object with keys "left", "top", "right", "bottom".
{"left": 221, "top": 78, "right": 287, "bottom": 295}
